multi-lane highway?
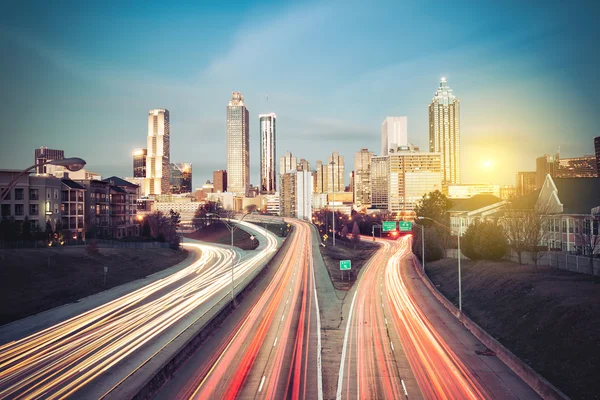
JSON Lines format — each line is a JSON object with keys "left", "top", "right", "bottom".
{"left": 155, "top": 219, "right": 323, "bottom": 399}
{"left": 338, "top": 234, "right": 539, "bottom": 399}
{"left": 0, "top": 220, "right": 278, "bottom": 400}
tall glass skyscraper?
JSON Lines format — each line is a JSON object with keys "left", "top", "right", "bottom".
{"left": 226, "top": 92, "right": 250, "bottom": 195}
{"left": 259, "top": 113, "right": 276, "bottom": 194}
{"left": 429, "top": 78, "right": 460, "bottom": 185}
{"left": 146, "top": 109, "right": 170, "bottom": 195}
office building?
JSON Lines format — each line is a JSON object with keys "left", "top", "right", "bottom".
{"left": 595, "top": 136, "right": 600, "bottom": 177}
{"left": 536, "top": 154, "right": 558, "bottom": 189}
{"left": 280, "top": 167, "right": 313, "bottom": 220}
{"left": 556, "top": 155, "right": 597, "bottom": 178}
{"left": 516, "top": 171, "right": 537, "bottom": 197}
{"left": 133, "top": 149, "right": 147, "bottom": 178}
{"left": 34, "top": 147, "right": 64, "bottom": 174}
{"left": 280, "top": 151, "right": 297, "bottom": 176}
{"left": 370, "top": 156, "right": 389, "bottom": 210}
{"left": 298, "top": 159, "right": 310, "bottom": 171}
{"left": 259, "top": 113, "right": 276, "bottom": 194}
{"left": 429, "top": 77, "right": 460, "bottom": 185}
{"left": 213, "top": 170, "right": 227, "bottom": 193}
{"left": 354, "top": 148, "right": 374, "bottom": 207}
{"left": 499, "top": 185, "right": 518, "bottom": 200}
{"left": 170, "top": 163, "right": 192, "bottom": 194}
{"left": 226, "top": 92, "right": 250, "bottom": 195}
{"left": 327, "top": 151, "right": 345, "bottom": 193}
{"left": 145, "top": 109, "right": 170, "bottom": 195}
{"left": 315, "top": 160, "right": 327, "bottom": 194}
{"left": 447, "top": 183, "right": 501, "bottom": 199}
{"left": 381, "top": 117, "right": 408, "bottom": 156}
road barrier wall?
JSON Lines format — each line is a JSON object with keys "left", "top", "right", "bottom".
{"left": 103, "top": 228, "right": 294, "bottom": 400}
{"left": 411, "top": 256, "right": 569, "bottom": 400}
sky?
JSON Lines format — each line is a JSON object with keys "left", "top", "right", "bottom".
{"left": 0, "top": 0, "right": 598, "bottom": 188}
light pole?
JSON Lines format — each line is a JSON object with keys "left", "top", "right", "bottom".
{"left": 416, "top": 216, "right": 463, "bottom": 312}
{"left": 206, "top": 212, "right": 251, "bottom": 305}
{"left": 0, "top": 157, "right": 86, "bottom": 204}
{"left": 330, "top": 157, "right": 336, "bottom": 247}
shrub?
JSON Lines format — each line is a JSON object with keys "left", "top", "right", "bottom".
{"left": 461, "top": 220, "right": 507, "bottom": 260}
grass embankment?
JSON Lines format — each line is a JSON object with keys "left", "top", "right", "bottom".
{"left": 185, "top": 222, "right": 259, "bottom": 250}
{"left": 0, "top": 247, "right": 188, "bottom": 326}
{"left": 319, "top": 238, "right": 379, "bottom": 290}
{"left": 426, "top": 259, "right": 600, "bottom": 400}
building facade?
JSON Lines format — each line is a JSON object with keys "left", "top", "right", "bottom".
{"left": 327, "top": 152, "right": 345, "bottom": 193}
{"left": 34, "top": 147, "right": 64, "bottom": 174}
{"left": 447, "top": 183, "right": 501, "bottom": 199}
{"left": 556, "top": 155, "right": 597, "bottom": 178}
{"left": 226, "top": 92, "right": 250, "bottom": 195}
{"left": 279, "top": 151, "right": 297, "bottom": 176}
{"left": 516, "top": 171, "right": 536, "bottom": 197}
{"left": 314, "top": 160, "right": 328, "bottom": 194}
{"left": 259, "top": 113, "right": 276, "bottom": 194}
{"left": 170, "top": 163, "right": 192, "bottom": 194}
{"left": 133, "top": 149, "right": 147, "bottom": 178}
{"left": 213, "top": 170, "right": 227, "bottom": 193}
{"left": 354, "top": 148, "right": 374, "bottom": 207}
{"left": 280, "top": 168, "right": 313, "bottom": 220}
{"left": 370, "top": 156, "right": 389, "bottom": 210}
{"left": 146, "top": 109, "right": 170, "bottom": 195}
{"left": 381, "top": 117, "right": 408, "bottom": 156}
{"left": 429, "top": 77, "right": 460, "bottom": 185}
{"left": 60, "top": 180, "right": 86, "bottom": 239}
{"left": 535, "top": 153, "right": 558, "bottom": 189}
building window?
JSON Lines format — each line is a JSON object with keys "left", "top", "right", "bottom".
{"left": 54, "top": 204, "right": 59, "bottom": 214}
{"left": 30, "top": 219, "right": 37, "bottom": 230}
{"left": 594, "top": 220, "right": 599, "bottom": 236}
{"left": 30, "top": 189, "right": 39, "bottom": 201}
{"left": 29, "top": 204, "right": 39, "bottom": 216}
{"left": 1, "top": 188, "right": 10, "bottom": 200}
{"left": 568, "top": 219, "right": 574, "bottom": 234}
{"left": 15, "top": 188, "right": 24, "bottom": 200}
{"left": 584, "top": 220, "right": 591, "bottom": 235}
{"left": 562, "top": 219, "right": 567, "bottom": 233}
{"left": 1, "top": 204, "right": 10, "bottom": 217}
{"left": 15, "top": 204, "right": 24, "bottom": 216}
{"left": 54, "top": 189, "right": 59, "bottom": 199}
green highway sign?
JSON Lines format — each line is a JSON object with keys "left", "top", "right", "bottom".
{"left": 340, "top": 260, "right": 351, "bottom": 270}
{"left": 399, "top": 221, "right": 413, "bottom": 232}
{"left": 382, "top": 221, "right": 397, "bottom": 232}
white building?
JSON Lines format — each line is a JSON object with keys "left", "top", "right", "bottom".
{"left": 381, "top": 117, "right": 408, "bottom": 156}
{"left": 447, "top": 184, "right": 501, "bottom": 199}
{"left": 280, "top": 151, "right": 297, "bottom": 176}
{"left": 146, "top": 108, "right": 170, "bottom": 195}
{"left": 295, "top": 170, "right": 313, "bottom": 220}
{"left": 259, "top": 113, "right": 277, "bottom": 194}
{"left": 265, "top": 192, "right": 280, "bottom": 215}
{"left": 226, "top": 92, "right": 250, "bottom": 195}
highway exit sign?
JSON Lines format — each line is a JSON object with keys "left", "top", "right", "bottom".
{"left": 399, "top": 221, "right": 413, "bottom": 232}
{"left": 382, "top": 221, "right": 397, "bottom": 232}
{"left": 340, "top": 260, "right": 351, "bottom": 270}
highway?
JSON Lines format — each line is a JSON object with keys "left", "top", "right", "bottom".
{"left": 0, "top": 220, "right": 278, "bottom": 400}
{"left": 338, "top": 234, "right": 539, "bottom": 399}
{"left": 154, "top": 219, "right": 323, "bottom": 399}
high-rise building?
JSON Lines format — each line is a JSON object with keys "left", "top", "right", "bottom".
{"left": 387, "top": 151, "right": 442, "bottom": 214}
{"left": 354, "top": 148, "right": 374, "bottom": 207}
{"left": 34, "top": 147, "right": 64, "bottom": 174}
{"left": 370, "top": 156, "right": 389, "bottom": 210}
{"left": 381, "top": 117, "right": 408, "bottom": 156}
{"left": 226, "top": 92, "right": 250, "bottom": 195}
{"left": 213, "top": 170, "right": 227, "bottom": 193}
{"left": 315, "top": 160, "right": 328, "bottom": 194}
{"left": 535, "top": 154, "right": 558, "bottom": 189}
{"left": 280, "top": 167, "right": 313, "bottom": 220}
{"left": 145, "top": 109, "right": 170, "bottom": 195}
{"left": 259, "top": 113, "right": 276, "bottom": 194}
{"left": 279, "top": 151, "right": 297, "bottom": 176}
{"left": 298, "top": 159, "right": 310, "bottom": 171}
{"left": 556, "top": 155, "right": 597, "bottom": 178}
{"left": 595, "top": 136, "right": 600, "bottom": 177}
{"left": 516, "top": 171, "right": 536, "bottom": 197}
{"left": 133, "top": 149, "right": 147, "bottom": 178}
{"left": 327, "top": 151, "right": 345, "bottom": 193}
{"left": 429, "top": 77, "right": 460, "bottom": 185}
{"left": 170, "top": 163, "right": 192, "bottom": 194}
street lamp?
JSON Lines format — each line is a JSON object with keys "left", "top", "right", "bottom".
{"left": 330, "top": 157, "right": 336, "bottom": 247}
{"left": 0, "top": 157, "right": 87, "bottom": 204}
{"left": 205, "top": 212, "right": 251, "bottom": 305}
{"left": 415, "top": 216, "right": 463, "bottom": 312}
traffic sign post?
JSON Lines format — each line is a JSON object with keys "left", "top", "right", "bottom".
{"left": 382, "top": 221, "right": 397, "bottom": 232}
{"left": 399, "top": 221, "right": 413, "bottom": 232}
{"left": 340, "top": 259, "right": 351, "bottom": 281}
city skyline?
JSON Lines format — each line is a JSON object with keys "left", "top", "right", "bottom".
{"left": 0, "top": 1, "right": 598, "bottom": 189}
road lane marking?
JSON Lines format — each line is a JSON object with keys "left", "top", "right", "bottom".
{"left": 273, "top": 337, "right": 278, "bottom": 347}
{"left": 385, "top": 318, "right": 388, "bottom": 325}
{"left": 259, "top": 376, "right": 266, "bottom": 392}
{"left": 336, "top": 291, "right": 358, "bottom": 400}
{"left": 401, "top": 379, "right": 408, "bottom": 398}
{"left": 390, "top": 341, "right": 395, "bottom": 352}
{"left": 282, "top": 314, "right": 285, "bottom": 321}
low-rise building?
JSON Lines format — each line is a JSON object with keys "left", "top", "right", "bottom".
{"left": 448, "top": 194, "right": 506, "bottom": 235}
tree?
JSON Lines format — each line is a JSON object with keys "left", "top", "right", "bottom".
{"left": 415, "top": 190, "right": 453, "bottom": 226}
{"left": 341, "top": 225, "right": 349, "bottom": 239}
{"left": 461, "top": 220, "right": 507, "bottom": 261}
{"left": 45, "top": 220, "right": 53, "bottom": 242}
{"left": 21, "top": 216, "right": 31, "bottom": 241}
{"left": 412, "top": 226, "right": 444, "bottom": 262}
{"left": 245, "top": 204, "right": 258, "bottom": 214}
{"left": 168, "top": 209, "right": 182, "bottom": 249}
{"left": 351, "top": 221, "right": 361, "bottom": 249}
{"left": 141, "top": 218, "right": 151, "bottom": 238}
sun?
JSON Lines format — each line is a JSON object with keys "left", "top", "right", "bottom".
{"left": 482, "top": 159, "right": 493, "bottom": 169}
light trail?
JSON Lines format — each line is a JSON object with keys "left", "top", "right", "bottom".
{"left": 0, "top": 221, "right": 278, "bottom": 400}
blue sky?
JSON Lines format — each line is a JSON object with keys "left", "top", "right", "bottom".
{"left": 0, "top": 0, "right": 598, "bottom": 187}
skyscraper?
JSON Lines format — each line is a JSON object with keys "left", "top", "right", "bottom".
{"left": 170, "top": 163, "right": 192, "bottom": 194}
{"left": 298, "top": 159, "right": 310, "bottom": 171}
{"left": 535, "top": 154, "right": 558, "bottom": 189}
{"left": 34, "top": 147, "right": 64, "bottom": 174}
{"left": 145, "top": 109, "right": 170, "bottom": 195}
{"left": 133, "top": 149, "right": 147, "bottom": 178}
{"left": 327, "top": 151, "right": 345, "bottom": 193}
{"left": 213, "top": 170, "right": 227, "bottom": 193}
{"left": 516, "top": 171, "right": 536, "bottom": 197}
{"left": 280, "top": 151, "right": 297, "bottom": 176}
{"left": 227, "top": 92, "right": 250, "bottom": 195}
{"left": 259, "top": 113, "right": 276, "bottom": 194}
{"left": 315, "top": 160, "right": 328, "bottom": 194}
{"left": 381, "top": 117, "right": 408, "bottom": 156}
{"left": 429, "top": 77, "right": 460, "bottom": 185}
{"left": 354, "top": 148, "right": 374, "bottom": 207}
{"left": 370, "top": 156, "right": 389, "bottom": 210}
